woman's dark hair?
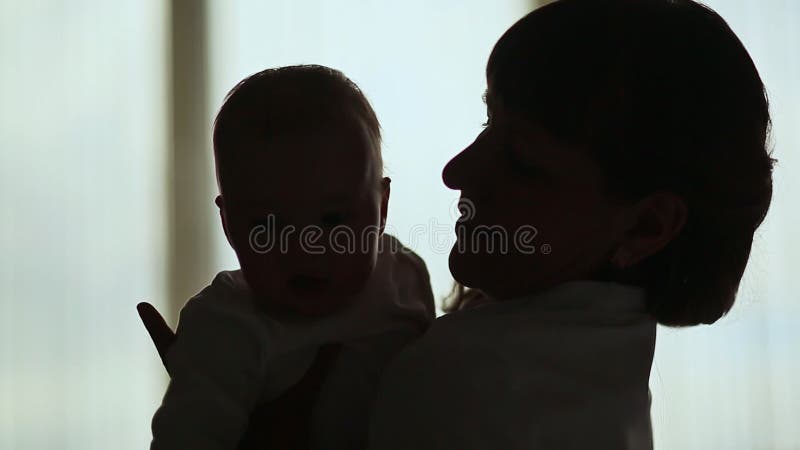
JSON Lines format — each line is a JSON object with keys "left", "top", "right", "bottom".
{"left": 484, "top": 0, "right": 775, "bottom": 326}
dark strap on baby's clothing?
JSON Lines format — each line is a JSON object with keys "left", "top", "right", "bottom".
{"left": 237, "top": 343, "right": 342, "bottom": 450}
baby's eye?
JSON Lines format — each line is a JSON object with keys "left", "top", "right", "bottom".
{"left": 251, "top": 213, "right": 291, "bottom": 231}
{"left": 320, "top": 211, "right": 348, "bottom": 227}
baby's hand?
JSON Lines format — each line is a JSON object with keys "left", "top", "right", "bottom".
{"left": 137, "top": 302, "right": 175, "bottom": 374}
{"left": 138, "top": 302, "right": 342, "bottom": 450}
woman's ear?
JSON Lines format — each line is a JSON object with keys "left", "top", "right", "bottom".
{"left": 215, "top": 195, "right": 235, "bottom": 248}
{"left": 379, "top": 177, "right": 391, "bottom": 235}
{"left": 611, "top": 191, "right": 687, "bottom": 269}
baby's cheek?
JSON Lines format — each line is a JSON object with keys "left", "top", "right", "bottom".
{"left": 330, "top": 251, "right": 377, "bottom": 295}
{"left": 239, "top": 256, "right": 283, "bottom": 296}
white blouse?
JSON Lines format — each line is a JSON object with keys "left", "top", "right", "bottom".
{"left": 369, "top": 280, "right": 656, "bottom": 450}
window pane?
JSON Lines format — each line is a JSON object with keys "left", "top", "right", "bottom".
{"left": 0, "top": 2, "right": 169, "bottom": 449}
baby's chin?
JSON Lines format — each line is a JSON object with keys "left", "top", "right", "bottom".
{"left": 242, "top": 259, "right": 377, "bottom": 317}
{"left": 287, "top": 296, "right": 354, "bottom": 316}
{"left": 251, "top": 285, "right": 361, "bottom": 317}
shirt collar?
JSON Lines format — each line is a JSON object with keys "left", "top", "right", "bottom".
{"left": 476, "top": 280, "right": 649, "bottom": 320}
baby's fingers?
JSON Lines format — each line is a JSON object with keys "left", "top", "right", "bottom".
{"left": 137, "top": 301, "right": 176, "bottom": 375}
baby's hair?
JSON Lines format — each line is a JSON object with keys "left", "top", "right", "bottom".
{"left": 487, "top": 0, "right": 775, "bottom": 326}
{"left": 212, "top": 65, "right": 382, "bottom": 195}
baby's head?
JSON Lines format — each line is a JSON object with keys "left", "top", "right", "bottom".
{"left": 213, "top": 65, "right": 389, "bottom": 316}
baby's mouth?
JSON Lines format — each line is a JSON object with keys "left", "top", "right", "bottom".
{"left": 288, "top": 275, "right": 330, "bottom": 296}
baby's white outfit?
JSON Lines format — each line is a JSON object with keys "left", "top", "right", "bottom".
{"left": 150, "top": 234, "right": 435, "bottom": 450}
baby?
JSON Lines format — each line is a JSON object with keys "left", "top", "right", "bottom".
{"left": 150, "top": 65, "right": 435, "bottom": 449}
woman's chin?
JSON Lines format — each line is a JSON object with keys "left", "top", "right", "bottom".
{"left": 449, "top": 245, "right": 554, "bottom": 299}
{"left": 448, "top": 246, "right": 483, "bottom": 289}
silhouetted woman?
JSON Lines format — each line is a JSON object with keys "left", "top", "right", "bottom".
{"left": 368, "top": 0, "right": 774, "bottom": 448}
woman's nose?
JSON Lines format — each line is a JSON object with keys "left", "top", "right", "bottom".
{"left": 442, "top": 139, "right": 481, "bottom": 190}
{"left": 441, "top": 153, "right": 460, "bottom": 190}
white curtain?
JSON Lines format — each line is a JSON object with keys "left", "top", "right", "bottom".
{"left": 2, "top": 1, "right": 796, "bottom": 449}
{"left": 650, "top": 1, "right": 800, "bottom": 448}
{"left": 0, "top": 1, "right": 169, "bottom": 449}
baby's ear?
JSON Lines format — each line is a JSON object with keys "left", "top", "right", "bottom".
{"left": 215, "top": 195, "right": 234, "bottom": 248}
{"left": 379, "top": 177, "right": 391, "bottom": 234}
